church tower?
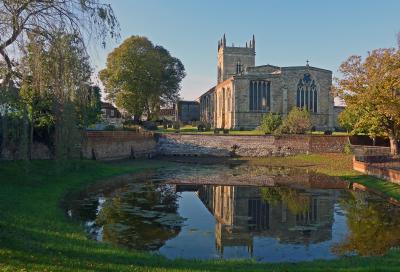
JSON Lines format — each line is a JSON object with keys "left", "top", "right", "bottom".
{"left": 217, "top": 34, "right": 256, "bottom": 83}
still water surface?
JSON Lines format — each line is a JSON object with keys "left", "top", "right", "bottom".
{"left": 65, "top": 163, "right": 400, "bottom": 262}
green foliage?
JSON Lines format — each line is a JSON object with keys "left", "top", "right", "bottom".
{"left": 259, "top": 112, "right": 282, "bottom": 134}
{"left": 343, "top": 142, "right": 353, "bottom": 155}
{"left": 0, "top": 1, "right": 119, "bottom": 160}
{"left": 276, "top": 107, "right": 312, "bottom": 134}
{"left": 75, "top": 85, "right": 102, "bottom": 127}
{"left": 104, "top": 124, "right": 116, "bottom": 131}
{"left": 336, "top": 48, "right": 400, "bottom": 155}
{"left": 99, "top": 36, "right": 185, "bottom": 120}
{"left": 333, "top": 191, "right": 400, "bottom": 256}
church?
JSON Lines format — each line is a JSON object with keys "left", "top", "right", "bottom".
{"left": 199, "top": 35, "right": 334, "bottom": 130}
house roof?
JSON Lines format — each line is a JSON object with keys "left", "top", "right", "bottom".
{"left": 159, "top": 108, "right": 175, "bottom": 116}
{"left": 101, "top": 102, "right": 117, "bottom": 110}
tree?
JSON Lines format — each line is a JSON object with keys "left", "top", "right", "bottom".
{"left": 338, "top": 105, "right": 385, "bottom": 145}
{"left": 276, "top": 107, "right": 312, "bottom": 134}
{"left": 0, "top": 0, "right": 119, "bottom": 85}
{"left": 259, "top": 112, "right": 282, "bottom": 134}
{"left": 0, "top": 0, "right": 119, "bottom": 159}
{"left": 18, "top": 32, "right": 93, "bottom": 160}
{"left": 75, "top": 85, "right": 102, "bottom": 128}
{"left": 336, "top": 49, "right": 400, "bottom": 155}
{"left": 99, "top": 36, "right": 185, "bottom": 121}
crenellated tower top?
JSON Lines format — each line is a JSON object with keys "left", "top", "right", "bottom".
{"left": 217, "top": 34, "right": 256, "bottom": 83}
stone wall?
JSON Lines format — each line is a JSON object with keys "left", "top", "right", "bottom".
{"left": 0, "top": 142, "right": 52, "bottom": 160}
{"left": 156, "top": 134, "right": 349, "bottom": 157}
{"left": 83, "top": 131, "right": 156, "bottom": 160}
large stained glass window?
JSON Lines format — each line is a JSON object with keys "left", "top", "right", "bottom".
{"left": 249, "top": 80, "right": 270, "bottom": 111}
{"left": 296, "top": 74, "right": 318, "bottom": 113}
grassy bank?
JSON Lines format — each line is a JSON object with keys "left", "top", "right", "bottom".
{"left": 1, "top": 156, "right": 400, "bottom": 271}
{"left": 250, "top": 153, "right": 400, "bottom": 201}
{"left": 155, "top": 125, "right": 350, "bottom": 136}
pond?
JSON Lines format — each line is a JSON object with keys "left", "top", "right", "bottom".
{"left": 64, "top": 162, "right": 400, "bottom": 262}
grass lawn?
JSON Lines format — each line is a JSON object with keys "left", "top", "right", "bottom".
{"left": 250, "top": 153, "right": 400, "bottom": 201}
{"left": 156, "top": 125, "right": 349, "bottom": 136}
{"left": 1, "top": 156, "right": 400, "bottom": 271}
{"left": 156, "top": 125, "right": 265, "bottom": 135}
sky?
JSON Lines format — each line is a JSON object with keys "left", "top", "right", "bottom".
{"left": 90, "top": 0, "right": 400, "bottom": 101}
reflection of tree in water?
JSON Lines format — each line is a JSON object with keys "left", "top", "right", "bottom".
{"left": 333, "top": 191, "right": 400, "bottom": 256}
{"left": 260, "top": 187, "right": 311, "bottom": 215}
{"left": 95, "top": 183, "right": 183, "bottom": 250}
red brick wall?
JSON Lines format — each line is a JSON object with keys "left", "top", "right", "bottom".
{"left": 353, "top": 157, "right": 400, "bottom": 185}
{"left": 309, "top": 135, "right": 349, "bottom": 153}
{"left": 83, "top": 131, "right": 156, "bottom": 160}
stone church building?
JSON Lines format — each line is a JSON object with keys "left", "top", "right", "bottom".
{"left": 199, "top": 35, "right": 334, "bottom": 130}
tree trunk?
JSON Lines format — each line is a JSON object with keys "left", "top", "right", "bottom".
{"left": 389, "top": 135, "right": 398, "bottom": 157}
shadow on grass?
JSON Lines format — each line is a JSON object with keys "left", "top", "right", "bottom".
{"left": 1, "top": 158, "right": 400, "bottom": 271}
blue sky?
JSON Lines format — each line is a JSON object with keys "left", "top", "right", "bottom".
{"left": 91, "top": 0, "right": 400, "bottom": 100}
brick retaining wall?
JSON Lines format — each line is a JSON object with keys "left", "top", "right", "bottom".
{"left": 352, "top": 157, "right": 400, "bottom": 185}
{"left": 83, "top": 131, "right": 156, "bottom": 160}
{"left": 1, "top": 132, "right": 350, "bottom": 160}
{"left": 156, "top": 134, "right": 349, "bottom": 157}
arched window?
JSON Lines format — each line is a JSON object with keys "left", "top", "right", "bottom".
{"left": 249, "top": 80, "right": 270, "bottom": 111}
{"left": 296, "top": 74, "right": 318, "bottom": 113}
{"left": 236, "top": 62, "right": 242, "bottom": 74}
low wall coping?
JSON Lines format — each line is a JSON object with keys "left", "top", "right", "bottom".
{"left": 155, "top": 133, "right": 349, "bottom": 138}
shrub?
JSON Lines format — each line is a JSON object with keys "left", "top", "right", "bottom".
{"left": 205, "top": 123, "right": 212, "bottom": 131}
{"left": 173, "top": 122, "right": 180, "bottom": 130}
{"left": 278, "top": 107, "right": 312, "bottom": 134}
{"left": 259, "top": 113, "right": 282, "bottom": 134}
{"left": 191, "top": 121, "right": 201, "bottom": 127}
{"left": 123, "top": 119, "right": 136, "bottom": 126}
{"left": 104, "top": 124, "right": 116, "bottom": 131}
{"left": 343, "top": 143, "right": 353, "bottom": 154}
{"left": 197, "top": 123, "right": 205, "bottom": 132}
{"left": 324, "top": 130, "right": 333, "bottom": 135}
{"left": 142, "top": 121, "right": 158, "bottom": 131}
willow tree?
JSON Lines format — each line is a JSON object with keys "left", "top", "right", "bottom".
{"left": 0, "top": 0, "right": 118, "bottom": 84}
{"left": 0, "top": 0, "right": 119, "bottom": 158}
{"left": 337, "top": 48, "right": 400, "bottom": 156}
{"left": 20, "top": 33, "right": 94, "bottom": 160}
{"left": 99, "top": 36, "right": 185, "bottom": 121}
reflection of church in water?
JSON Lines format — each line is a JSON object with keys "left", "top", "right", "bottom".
{"left": 197, "top": 186, "right": 336, "bottom": 255}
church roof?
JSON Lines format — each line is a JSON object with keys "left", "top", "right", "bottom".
{"left": 198, "top": 86, "right": 216, "bottom": 100}
{"left": 245, "top": 65, "right": 281, "bottom": 75}
{"left": 281, "top": 65, "right": 332, "bottom": 73}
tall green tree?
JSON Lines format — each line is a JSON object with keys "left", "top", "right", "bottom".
{"left": 336, "top": 48, "right": 400, "bottom": 155}
{"left": 99, "top": 36, "right": 185, "bottom": 121}
{"left": 18, "top": 32, "right": 94, "bottom": 160}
